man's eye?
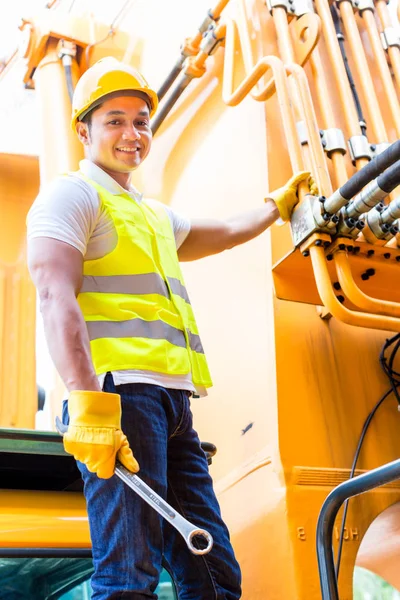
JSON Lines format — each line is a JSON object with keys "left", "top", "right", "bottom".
{"left": 108, "top": 120, "right": 120, "bottom": 125}
{"left": 136, "top": 121, "right": 149, "bottom": 127}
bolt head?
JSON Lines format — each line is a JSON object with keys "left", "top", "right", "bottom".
{"left": 339, "top": 243, "right": 346, "bottom": 250}
{"left": 302, "top": 250, "right": 310, "bottom": 257}
{"left": 332, "top": 215, "right": 340, "bottom": 224}
{"left": 361, "top": 273, "right": 369, "bottom": 281}
{"left": 384, "top": 252, "right": 391, "bottom": 259}
{"left": 367, "top": 249, "right": 375, "bottom": 256}
{"left": 366, "top": 268, "right": 375, "bottom": 276}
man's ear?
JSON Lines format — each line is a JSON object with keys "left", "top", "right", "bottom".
{"left": 75, "top": 121, "right": 90, "bottom": 145}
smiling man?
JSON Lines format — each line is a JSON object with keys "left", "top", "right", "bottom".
{"left": 27, "top": 57, "right": 316, "bottom": 600}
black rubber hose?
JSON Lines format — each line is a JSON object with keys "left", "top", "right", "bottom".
{"left": 63, "top": 61, "right": 74, "bottom": 103}
{"left": 157, "top": 58, "right": 185, "bottom": 102}
{"left": 376, "top": 158, "right": 400, "bottom": 193}
{"left": 331, "top": 3, "right": 367, "bottom": 136}
{"left": 339, "top": 140, "right": 400, "bottom": 200}
{"left": 151, "top": 74, "right": 192, "bottom": 136}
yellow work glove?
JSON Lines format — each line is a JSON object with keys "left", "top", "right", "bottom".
{"left": 267, "top": 171, "right": 319, "bottom": 222}
{"left": 63, "top": 390, "right": 139, "bottom": 479}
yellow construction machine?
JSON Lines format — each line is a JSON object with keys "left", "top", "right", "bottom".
{"left": 1, "top": 0, "right": 400, "bottom": 598}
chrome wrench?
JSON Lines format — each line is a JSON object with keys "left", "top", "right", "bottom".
{"left": 55, "top": 416, "right": 213, "bottom": 555}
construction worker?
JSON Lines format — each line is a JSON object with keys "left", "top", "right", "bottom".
{"left": 27, "top": 57, "right": 317, "bottom": 600}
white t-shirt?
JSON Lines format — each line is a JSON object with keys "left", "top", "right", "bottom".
{"left": 27, "top": 159, "right": 206, "bottom": 397}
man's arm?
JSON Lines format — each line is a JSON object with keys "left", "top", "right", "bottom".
{"left": 177, "top": 171, "right": 316, "bottom": 262}
{"left": 178, "top": 199, "right": 279, "bottom": 261}
{"left": 27, "top": 237, "right": 101, "bottom": 392}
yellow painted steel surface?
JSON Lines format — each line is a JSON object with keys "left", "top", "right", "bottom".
{"left": 0, "top": 490, "right": 90, "bottom": 548}
{"left": 1, "top": 0, "right": 400, "bottom": 597}
{"left": 0, "top": 154, "right": 39, "bottom": 428}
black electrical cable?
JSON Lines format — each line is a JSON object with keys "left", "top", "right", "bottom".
{"left": 331, "top": 3, "right": 367, "bottom": 136}
{"left": 335, "top": 334, "right": 400, "bottom": 580}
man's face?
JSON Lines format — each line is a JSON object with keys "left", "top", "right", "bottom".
{"left": 77, "top": 95, "right": 152, "bottom": 177}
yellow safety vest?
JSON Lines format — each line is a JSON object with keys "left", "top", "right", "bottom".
{"left": 77, "top": 175, "right": 212, "bottom": 388}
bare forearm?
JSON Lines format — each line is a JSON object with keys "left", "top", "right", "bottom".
{"left": 40, "top": 294, "right": 100, "bottom": 392}
{"left": 225, "top": 199, "right": 279, "bottom": 248}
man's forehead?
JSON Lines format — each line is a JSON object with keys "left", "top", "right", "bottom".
{"left": 100, "top": 94, "right": 150, "bottom": 114}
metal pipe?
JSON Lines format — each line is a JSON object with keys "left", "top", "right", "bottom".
{"left": 151, "top": 73, "right": 193, "bottom": 135}
{"left": 380, "top": 197, "right": 400, "bottom": 224}
{"left": 317, "top": 457, "right": 400, "bottom": 600}
{"left": 338, "top": 0, "right": 387, "bottom": 143}
{"left": 324, "top": 140, "right": 400, "bottom": 214}
{"left": 222, "top": 51, "right": 303, "bottom": 173}
{"left": 314, "top": 0, "right": 363, "bottom": 142}
{"left": 376, "top": 1, "right": 400, "bottom": 93}
{"left": 363, "top": 8, "right": 400, "bottom": 138}
{"left": 330, "top": 3, "right": 367, "bottom": 136}
{"left": 309, "top": 243, "right": 400, "bottom": 331}
{"left": 287, "top": 64, "right": 333, "bottom": 197}
{"left": 156, "top": 0, "right": 231, "bottom": 101}
{"left": 310, "top": 49, "right": 349, "bottom": 188}
{"left": 157, "top": 59, "right": 186, "bottom": 101}
{"left": 334, "top": 250, "right": 400, "bottom": 317}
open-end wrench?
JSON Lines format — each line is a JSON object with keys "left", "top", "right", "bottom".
{"left": 55, "top": 416, "right": 213, "bottom": 555}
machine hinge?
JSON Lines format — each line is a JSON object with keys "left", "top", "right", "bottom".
{"left": 381, "top": 27, "right": 400, "bottom": 50}
{"left": 319, "top": 128, "right": 347, "bottom": 157}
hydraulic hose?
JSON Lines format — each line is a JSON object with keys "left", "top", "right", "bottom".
{"left": 151, "top": 73, "right": 193, "bottom": 135}
{"left": 323, "top": 139, "right": 400, "bottom": 214}
{"left": 157, "top": 59, "right": 185, "bottom": 101}
{"left": 331, "top": 3, "right": 367, "bottom": 136}
{"left": 377, "top": 158, "right": 400, "bottom": 192}
{"left": 344, "top": 159, "right": 400, "bottom": 219}
{"left": 62, "top": 56, "right": 74, "bottom": 103}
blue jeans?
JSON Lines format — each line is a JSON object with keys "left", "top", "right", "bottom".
{"left": 62, "top": 373, "right": 242, "bottom": 600}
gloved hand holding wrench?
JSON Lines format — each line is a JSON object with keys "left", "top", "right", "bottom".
{"left": 55, "top": 390, "right": 213, "bottom": 557}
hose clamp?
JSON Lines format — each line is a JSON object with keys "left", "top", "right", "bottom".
{"left": 319, "top": 129, "right": 347, "bottom": 157}
{"left": 348, "top": 135, "right": 372, "bottom": 164}
{"left": 199, "top": 27, "right": 223, "bottom": 55}
{"left": 351, "top": 0, "right": 374, "bottom": 12}
{"left": 265, "top": 0, "right": 290, "bottom": 13}
{"left": 381, "top": 27, "right": 400, "bottom": 50}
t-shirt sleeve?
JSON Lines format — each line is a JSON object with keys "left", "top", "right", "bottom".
{"left": 162, "top": 205, "right": 191, "bottom": 249}
{"left": 26, "top": 176, "right": 100, "bottom": 256}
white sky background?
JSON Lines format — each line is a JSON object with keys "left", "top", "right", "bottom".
{"left": 0, "top": 0, "right": 399, "bottom": 398}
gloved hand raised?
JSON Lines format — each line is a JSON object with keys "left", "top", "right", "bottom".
{"left": 63, "top": 390, "right": 139, "bottom": 479}
{"left": 266, "top": 171, "right": 319, "bottom": 222}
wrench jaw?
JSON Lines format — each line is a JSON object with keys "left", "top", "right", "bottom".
{"left": 187, "top": 529, "right": 214, "bottom": 556}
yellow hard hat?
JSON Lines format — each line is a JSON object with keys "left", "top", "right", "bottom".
{"left": 71, "top": 57, "right": 158, "bottom": 131}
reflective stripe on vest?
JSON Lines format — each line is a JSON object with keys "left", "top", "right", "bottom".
{"left": 86, "top": 318, "right": 204, "bottom": 354}
{"left": 81, "top": 273, "right": 191, "bottom": 304}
